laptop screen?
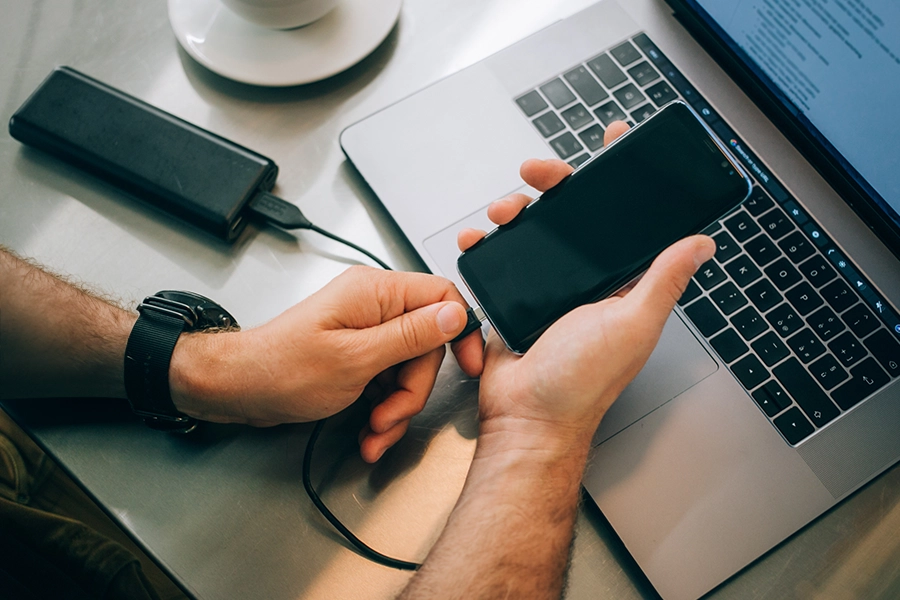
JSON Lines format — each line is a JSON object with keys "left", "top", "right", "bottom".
{"left": 682, "top": 0, "right": 900, "bottom": 240}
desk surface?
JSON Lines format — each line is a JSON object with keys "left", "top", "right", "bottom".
{"left": 3, "top": 0, "right": 900, "bottom": 598}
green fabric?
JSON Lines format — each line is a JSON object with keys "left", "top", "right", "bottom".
{"left": 0, "top": 496, "right": 161, "bottom": 599}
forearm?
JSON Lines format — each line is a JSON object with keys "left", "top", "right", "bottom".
{"left": 0, "top": 248, "right": 136, "bottom": 399}
{"left": 401, "top": 418, "right": 592, "bottom": 600}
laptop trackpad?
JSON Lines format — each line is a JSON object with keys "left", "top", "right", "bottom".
{"left": 592, "top": 314, "right": 718, "bottom": 446}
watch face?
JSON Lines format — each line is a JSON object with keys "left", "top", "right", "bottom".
{"left": 155, "top": 290, "right": 239, "bottom": 331}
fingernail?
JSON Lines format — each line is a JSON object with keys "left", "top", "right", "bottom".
{"left": 437, "top": 304, "right": 463, "bottom": 334}
{"left": 694, "top": 237, "right": 716, "bottom": 269}
{"left": 373, "top": 447, "right": 386, "bottom": 462}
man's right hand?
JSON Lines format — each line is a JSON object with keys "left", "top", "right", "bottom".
{"left": 458, "top": 122, "right": 715, "bottom": 447}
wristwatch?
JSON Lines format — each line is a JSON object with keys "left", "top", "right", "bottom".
{"left": 124, "top": 291, "right": 238, "bottom": 433}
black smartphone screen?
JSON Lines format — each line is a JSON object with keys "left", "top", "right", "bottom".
{"left": 457, "top": 102, "right": 750, "bottom": 353}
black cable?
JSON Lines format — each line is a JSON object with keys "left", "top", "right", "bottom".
{"left": 306, "top": 224, "right": 391, "bottom": 270}
{"left": 247, "top": 190, "right": 485, "bottom": 570}
{"left": 303, "top": 419, "right": 421, "bottom": 571}
{"left": 248, "top": 190, "right": 422, "bottom": 568}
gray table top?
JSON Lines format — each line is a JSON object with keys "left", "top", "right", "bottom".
{"left": 3, "top": 0, "right": 900, "bottom": 598}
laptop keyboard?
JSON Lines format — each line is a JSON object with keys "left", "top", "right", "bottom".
{"left": 513, "top": 33, "right": 900, "bottom": 446}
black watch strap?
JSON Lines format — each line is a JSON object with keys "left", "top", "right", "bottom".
{"left": 125, "top": 291, "right": 238, "bottom": 433}
{"left": 124, "top": 308, "right": 195, "bottom": 432}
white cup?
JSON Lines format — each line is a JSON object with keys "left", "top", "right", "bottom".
{"left": 221, "top": 0, "right": 341, "bottom": 29}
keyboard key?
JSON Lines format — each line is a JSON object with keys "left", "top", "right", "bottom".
{"left": 533, "top": 112, "right": 565, "bottom": 138}
{"left": 783, "top": 200, "right": 809, "bottom": 225}
{"left": 731, "top": 306, "right": 767, "bottom": 341}
{"left": 744, "top": 187, "right": 775, "bottom": 217}
{"left": 799, "top": 256, "right": 837, "bottom": 288}
{"left": 561, "top": 103, "right": 594, "bottom": 129}
{"left": 564, "top": 66, "right": 608, "bottom": 106}
{"left": 710, "top": 282, "right": 748, "bottom": 315}
{"left": 587, "top": 53, "right": 628, "bottom": 88}
{"left": 568, "top": 153, "right": 590, "bottom": 169}
{"left": 842, "top": 304, "right": 879, "bottom": 337}
{"left": 646, "top": 81, "right": 677, "bottom": 107}
{"left": 785, "top": 282, "right": 823, "bottom": 316}
{"left": 540, "top": 78, "right": 576, "bottom": 109}
{"left": 778, "top": 231, "right": 815, "bottom": 264}
{"left": 745, "top": 279, "right": 782, "bottom": 312}
{"left": 759, "top": 207, "right": 794, "bottom": 240}
{"left": 712, "top": 231, "right": 740, "bottom": 263}
{"left": 678, "top": 279, "right": 702, "bottom": 306}
{"left": 807, "top": 306, "right": 845, "bottom": 341}
{"left": 594, "top": 101, "right": 627, "bottom": 126}
{"left": 577, "top": 124, "right": 605, "bottom": 152}
{"left": 628, "top": 61, "right": 660, "bottom": 86}
{"left": 766, "top": 303, "right": 803, "bottom": 338}
{"left": 764, "top": 258, "right": 802, "bottom": 291}
{"left": 610, "top": 40, "right": 642, "bottom": 66}
{"left": 864, "top": 329, "right": 900, "bottom": 377}
{"left": 695, "top": 260, "right": 727, "bottom": 290}
{"left": 702, "top": 221, "right": 722, "bottom": 235}
{"left": 614, "top": 84, "right": 646, "bottom": 110}
{"left": 809, "top": 355, "right": 848, "bottom": 390}
{"left": 711, "top": 329, "right": 749, "bottom": 363}
{"left": 828, "top": 332, "right": 867, "bottom": 368}
{"left": 774, "top": 358, "right": 840, "bottom": 427}
{"left": 515, "top": 90, "right": 548, "bottom": 117}
{"left": 549, "top": 132, "right": 583, "bottom": 159}
{"left": 752, "top": 380, "right": 791, "bottom": 416}
{"left": 752, "top": 331, "right": 790, "bottom": 366}
{"left": 725, "top": 255, "right": 762, "bottom": 287}
{"left": 774, "top": 407, "right": 816, "bottom": 445}
{"left": 732, "top": 354, "right": 769, "bottom": 389}
{"left": 831, "top": 357, "right": 890, "bottom": 410}
{"left": 724, "top": 211, "right": 761, "bottom": 243}
{"left": 744, "top": 235, "right": 781, "bottom": 267}
{"left": 630, "top": 104, "right": 656, "bottom": 123}
{"left": 821, "top": 279, "right": 857, "bottom": 312}
{"left": 787, "top": 328, "right": 826, "bottom": 363}
{"left": 684, "top": 297, "right": 727, "bottom": 337}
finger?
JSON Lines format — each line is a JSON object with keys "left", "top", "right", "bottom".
{"left": 458, "top": 228, "right": 487, "bottom": 252}
{"left": 369, "top": 347, "right": 445, "bottom": 433}
{"left": 360, "top": 420, "right": 411, "bottom": 463}
{"left": 486, "top": 193, "right": 533, "bottom": 226}
{"left": 624, "top": 235, "right": 715, "bottom": 328}
{"left": 330, "top": 268, "right": 469, "bottom": 326}
{"left": 361, "top": 301, "right": 464, "bottom": 373}
{"left": 450, "top": 328, "right": 484, "bottom": 377}
{"left": 604, "top": 121, "right": 630, "bottom": 146}
{"left": 520, "top": 158, "right": 574, "bottom": 192}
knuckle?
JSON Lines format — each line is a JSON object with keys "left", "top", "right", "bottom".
{"left": 398, "top": 316, "right": 426, "bottom": 353}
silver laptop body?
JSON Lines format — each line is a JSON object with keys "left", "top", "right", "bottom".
{"left": 340, "top": 1, "right": 900, "bottom": 598}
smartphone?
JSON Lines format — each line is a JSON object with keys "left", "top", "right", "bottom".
{"left": 457, "top": 101, "right": 751, "bottom": 353}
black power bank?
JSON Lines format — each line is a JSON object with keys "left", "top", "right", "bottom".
{"left": 8, "top": 67, "right": 278, "bottom": 241}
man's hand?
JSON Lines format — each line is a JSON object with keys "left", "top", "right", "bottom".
{"left": 170, "top": 266, "right": 484, "bottom": 462}
{"left": 459, "top": 122, "right": 713, "bottom": 446}
{"left": 403, "top": 123, "right": 715, "bottom": 599}
{"left": 2, "top": 245, "right": 483, "bottom": 463}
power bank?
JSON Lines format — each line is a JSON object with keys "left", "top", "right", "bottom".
{"left": 8, "top": 67, "right": 278, "bottom": 241}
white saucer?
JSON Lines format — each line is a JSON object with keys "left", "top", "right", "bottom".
{"left": 168, "top": 0, "right": 402, "bottom": 86}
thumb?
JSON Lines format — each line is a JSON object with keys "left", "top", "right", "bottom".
{"left": 625, "top": 235, "right": 716, "bottom": 326}
{"left": 362, "top": 301, "right": 467, "bottom": 372}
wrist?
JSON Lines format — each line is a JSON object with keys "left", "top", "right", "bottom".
{"left": 475, "top": 415, "right": 595, "bottom": 463}
{"left": 169, "top": 330, "right": 245, "bottom": 423}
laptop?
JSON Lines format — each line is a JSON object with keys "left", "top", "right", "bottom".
{"left": 340, "top": 1, "right": 900, "bottom": 598}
